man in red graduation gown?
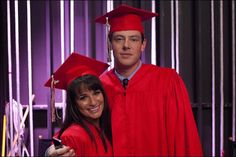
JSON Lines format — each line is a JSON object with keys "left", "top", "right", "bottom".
{"left": 95, "top": 4, "right": 203, "bottom": 156}
{"left": 47, "top": 4, "right": 203, "bottom": 157}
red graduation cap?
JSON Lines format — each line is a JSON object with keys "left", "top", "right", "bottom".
{"left": 44, "top": 52, "right": 109, "bottom": 90}
{"left": 95, "top": 4, "right": 158, "bottom": 33}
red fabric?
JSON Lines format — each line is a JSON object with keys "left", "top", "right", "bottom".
{"left": 44, "top": 52, "right": 109, "bottom": 90}
{"left": 54, "top": 123, "right": 113, "bottom": 157}
{"left": 109, "top": 14, "right": 144, "bottom": 33}
{"left": 94, "top": 4, "right": 158, "bottom": 33}
{"left": 100, "top": 64, "right": 203, "bottom": 156}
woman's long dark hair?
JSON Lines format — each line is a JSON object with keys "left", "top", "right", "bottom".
{"left": 57, "top": 74, "right": 112, "bottom": 152}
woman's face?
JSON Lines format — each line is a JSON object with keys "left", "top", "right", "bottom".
{"left": 76, "top": 86, "right": 104, "bottom": 122}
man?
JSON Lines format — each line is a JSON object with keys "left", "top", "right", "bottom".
{"left": 47, "top": 4, "right": 203, "bottom": 156}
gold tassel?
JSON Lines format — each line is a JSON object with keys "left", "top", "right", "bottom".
{"left": 50, "top": 75, "right": 56, "bottom": 122}
{"left": 50, "top": 75, "right": 60, "bottom": 123}
{"left": 106, "top": 17, "right": 112, "bottom": 63}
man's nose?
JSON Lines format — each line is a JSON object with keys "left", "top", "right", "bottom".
{"left": 123, "top": 39, "right": 130, "bottom": 50}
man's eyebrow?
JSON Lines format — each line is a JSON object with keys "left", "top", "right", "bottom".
{"left": 129, "top": 35, "right": 141, "bottom": 38}
{"left": 113, "top": 35, "right": 125, "bottom": 37}
{"left": 113, "top": 35, "right": 140, "bottom": 38}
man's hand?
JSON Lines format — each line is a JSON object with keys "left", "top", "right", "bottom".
{"left": 46, "top": 145, "right": 75, "bottom": 157}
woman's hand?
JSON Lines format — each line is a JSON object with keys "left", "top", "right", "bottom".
{"left": 46, "top": 145, "right": 75, "bottom": 157}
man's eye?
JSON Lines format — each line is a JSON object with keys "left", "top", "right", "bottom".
{"left": 114, "top": 37, "right": 124, "bottom": 41}
{"left": 130, "top": 37, "right": 140, "bottom": 42}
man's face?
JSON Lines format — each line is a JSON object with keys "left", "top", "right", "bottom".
{"left": 111, "top": 30, "right": 146, "bottom": 69}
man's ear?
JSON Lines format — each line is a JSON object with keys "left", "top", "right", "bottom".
{"left": 141, "top": 39, "right": 147, "bottom": 52}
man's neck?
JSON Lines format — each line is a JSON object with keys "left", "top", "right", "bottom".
{"left": 115, "top": 60, "right": 141, "bottom": 78}
{"left": 116, "top": 68, "right": 132, "bottom": 78}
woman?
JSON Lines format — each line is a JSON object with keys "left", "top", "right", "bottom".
{"left": 55, "top": 74, "right": 112, "bottom": 156}
{"left": 45, "top": 52, "right": 112, "bottom": 156}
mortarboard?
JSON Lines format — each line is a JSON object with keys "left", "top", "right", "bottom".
{"left": 94, "top": 4, "right": 158, "bottom": 33}
{"left": 44, "top": 52, "right": 109, "bottom": 90}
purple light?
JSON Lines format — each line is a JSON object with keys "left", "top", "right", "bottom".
{"left": 27, "top": 1, "right": 34, "bottom": 155}
{"left": 175, "top": 0, "right": 179, "bottom": 73}
{"left": 60, "top": 0, "right": 66, "bottom": 120}
{"left": 220, "top": 1, "right": 224, "bottom": 156}
{"left": 171, "top": 1, "right": 175, "bottom": 69}
{"left": 151, "top": 0, "right": 156, "bottom": 65}
{"left": 211, "top": 1, "right": 216, "bottom": 155}
{"left": 107, "top": 1, "right": 114, "bottom": 70}
{"left": 14, "top": 0, "right": 21, "bottom": 155}
{"left": 70, "top": 1, "right": 74, "bottom": 52}
{"left": 7, "top": 0, "right": 14, "bottom": 155}
{"left": 232, "top": 0, "right": 235, "bottom": 142}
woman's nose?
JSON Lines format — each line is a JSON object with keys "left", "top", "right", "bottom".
{"left": 89, "top": 96, "right": 97, "bottom": 106}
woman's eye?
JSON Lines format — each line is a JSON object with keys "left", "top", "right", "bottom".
{"left": 79, "top": 95, "right": 86, "bottom": 100}
{"left": 94, "top": 90, "right": 101, "bottom": 95}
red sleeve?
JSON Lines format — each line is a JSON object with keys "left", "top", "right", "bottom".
{"left": 166, "top": 71, "right": 203, "bottom": 156}
{"left": 60, "top": 133, "right": 86, "bottom": 156}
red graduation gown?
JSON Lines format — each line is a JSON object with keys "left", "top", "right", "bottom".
{"left": 56, "top": 123, "right": 113, "bottom": 157}
{"left": 100, "top": 64, "right": 203, "bottom": 156}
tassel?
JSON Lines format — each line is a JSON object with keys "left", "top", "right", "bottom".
{"left": 106, "top": 17, "right": 112, "bottom": 63}
{"left": 50, "top": 75, "right": 59, "bottom": 123}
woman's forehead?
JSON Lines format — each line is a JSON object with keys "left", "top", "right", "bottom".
{"left": 77, "top": 83, "right": 90, "bottom": 91}
{"left": 76, "top": 83, "right": 99, "bottom": 93}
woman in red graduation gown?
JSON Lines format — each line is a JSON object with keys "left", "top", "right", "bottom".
{"left": 55, "top": 74, "right": 112, "bottom": 156}
{"left": 45, "top": 52, "right": 113, "bottom": 156}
